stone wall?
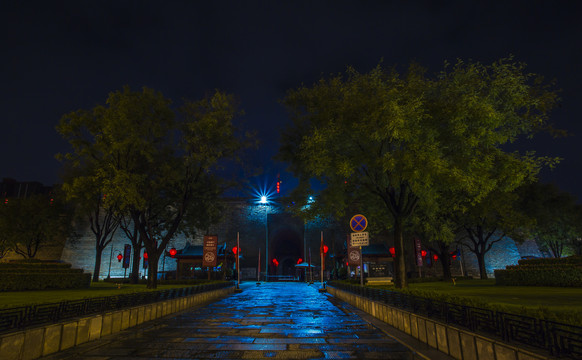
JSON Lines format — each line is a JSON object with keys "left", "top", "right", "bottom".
{"left": 58, "top": 198, "right": 543, "bottom": 280}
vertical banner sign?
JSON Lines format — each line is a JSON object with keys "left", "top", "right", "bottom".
{"left": 122, "top": 244, "right": 131, "bottom": 269}
{"left": 203, "top": 235, "right": 218, "bottom": 267}
{"left": 415, "top": 237, "right": 423, "bottom": 267}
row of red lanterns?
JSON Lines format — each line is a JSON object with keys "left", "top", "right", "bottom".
{"left": 388, "top": 247, "right": 439, "bottom": 261}
{"left": 116, "top": 247, "right": 178, "bottom": 262}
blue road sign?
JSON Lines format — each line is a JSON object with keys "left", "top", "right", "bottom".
{"left": 350, "top": 214, "right": 368, "bottom": 232}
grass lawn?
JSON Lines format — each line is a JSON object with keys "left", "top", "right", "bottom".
{"left": 409, "top": 279, "right": 581, "bottom": 309}
{"left": 371, "top": 279, "right": 582, "bottom": 325}
{"left": 0, "top": 282, "right": 214, "bottom": 309}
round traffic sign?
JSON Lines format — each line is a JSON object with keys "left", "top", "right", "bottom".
{"left": 349, "top": 249, "right": 361, "bottom": 262}
{"left": 350, "top": 214, "right": 368, "bottom": 232}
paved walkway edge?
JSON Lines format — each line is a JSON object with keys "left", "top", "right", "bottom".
{"left": 0, "top": 286, "right": 235, "bottom": 360}
{"left": 327, "top": 285, "right": 552, "bottom": 360}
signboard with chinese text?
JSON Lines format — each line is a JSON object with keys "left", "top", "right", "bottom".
{"left": 350, "top": 232, "right": 369, "bottom": 247}
{"left": 203, "top": 235, "right": 218, "bottom": 267}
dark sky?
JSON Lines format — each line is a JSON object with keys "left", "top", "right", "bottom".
{"left": 1, "top": 1, "right": 581, "bottom": 200}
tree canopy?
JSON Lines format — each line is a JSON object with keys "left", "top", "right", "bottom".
{"left": 519, "top": 182, "right": 582, "bottom": 258}
{"left": 57, "top": 86, "right": 254, "bottom": 287}
{"left": 279, "top": 57, "right": 559, "bottom": 288}
{"left": 0, "top": 193, "right": 74, "bottom": 259}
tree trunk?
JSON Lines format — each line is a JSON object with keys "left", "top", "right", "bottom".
{"left": 476, "top": 252, "right": 488, "bottom": 279}
{"left": 130, "top": 245, "right": 142, "bottom": 284}
{"left": 147, "top": 254, "right": 159, "bottom": 289}
{"left": 440, "top": 253, "right": 452, "bottom": 280}
{"left": 93, "top": 246, "right": 103, "bottom": 282}
{"left": 393, "top": 217, "right": 407, "bottom": 289}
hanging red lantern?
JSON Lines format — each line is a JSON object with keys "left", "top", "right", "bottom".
{"left": 297, "top": 258, "right": 303, "bottom": 264}
{"left": 421, "top": 250, "right": 427, "bottom": 257}
{"left": 323, "top": 245, "right": 328, "bottom": 254}
{"left": 389, "top": 247, "right": 395, "bottom": 257}
{"left": 433, "top": 254, "right": 439, "bottom": 261}
{"left": 232, "top": 246, "right": 240, "bottom": 254}
{"left": 169, "top": 248, "right": 177, "bottom": 257}
{"left": 143, "top": 252, "right": 148, "bottom": 260}
{"left": 117, "top": 254, "right": 123, "bottom": 262}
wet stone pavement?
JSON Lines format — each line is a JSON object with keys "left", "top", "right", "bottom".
{"left": 45, "top": 282, "right": 414, "bottom": 359}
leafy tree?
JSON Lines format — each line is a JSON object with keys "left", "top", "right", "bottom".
{"left": 519, "top": 182, "right": 582, "bottom": 258}
{"left": 570, "top": 237, "right": 582, "bottom": 256}
{"left": 412, "top": 208, "right": 459, "bottom": 281}
{"left": 0, "top": 222, "right": 10, "bottom": 260}
{"left": 118, "top": 214, "right": 143, "bottom": 284}
{"left": 57, "top": 167, "right": 121, "bottom": 282}
{"left": 456, "top": 189, "right": 532, "bottom": 279}
{"left": 57, "top": 86, "right": 254, "bottom": 288}
{"left": 0, "top": 194, "right": 74, "bottom": 258}
{"left": 279, "top": 58, "right": 558, "bottom": 288}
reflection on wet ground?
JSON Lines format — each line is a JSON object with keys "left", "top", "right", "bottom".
{"left": 45, "top": 282, "right": 413, "bottom": 359}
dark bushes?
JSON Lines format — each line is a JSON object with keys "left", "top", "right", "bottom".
{"left": 0, "top": 260, "right": 91, "bottom": 291}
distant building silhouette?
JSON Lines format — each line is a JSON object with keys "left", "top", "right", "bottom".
{"left": 1, "top": 178, "right": 53, "bottom": 199}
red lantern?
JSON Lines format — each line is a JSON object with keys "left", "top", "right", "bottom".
{"left": 433, "top": 254, "right": 439, "bottom": 261}
{"left": 389, "top": 247, "right": 395, "bottom": 257}
{"left": 421, "top": 250, "right": 427, "bottom": 257}
{"left": 169, "top": 248, "right": 177, "bottom": 258}
{"left": 143, "top": 252, "right": 148, "bottom": 260}
{"left": 297, "top": 258, "right": 303, "bottom": 264}
{"left": 232, "top": 246, "right": 240, "bottom": 254}
{"left": 323, "top": 245, "right": 328, "bottom": 254}
{"left": 272, "top": 258, "right": 279, "bottom": 266}
{"left": 117, "top": 254, "right": 123, "bottom": 262}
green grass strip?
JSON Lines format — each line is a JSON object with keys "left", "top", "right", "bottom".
{"left": 366, "top": 279, "right": 582, "bottom": 326}
{"left": 0, "top": 281, "right": 226, "bottom": 309}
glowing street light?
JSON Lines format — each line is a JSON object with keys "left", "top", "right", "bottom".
{"left": 262, "top": 195, "right": 269, "bottom": 281}
{"left": 250, "top": 182, "right": 277, "bottom": 282}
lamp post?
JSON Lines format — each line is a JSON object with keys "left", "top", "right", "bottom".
{"left": 260, "top": 195, "right": 268, "bottom": 281}
{"left": 106, "top": 246, "right": 122, "bottom": 279}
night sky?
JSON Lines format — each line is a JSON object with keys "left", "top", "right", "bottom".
{"left": 2, "top": 1, "right": 581, "bottom": 200}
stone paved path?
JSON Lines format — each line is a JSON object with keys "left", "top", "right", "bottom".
{"left": 44, "top": 282, "right": 414, "bottom": 359}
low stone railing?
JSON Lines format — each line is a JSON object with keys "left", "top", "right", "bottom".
{"left": 0, "top": 285, "right": 234, "bottom": 360}
{"left": 327, "top": 283, "right": 557, "bottom": 360}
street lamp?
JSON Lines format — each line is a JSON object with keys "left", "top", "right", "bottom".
{"left": 259, "top": 195, "right": 269, "bottom": 281}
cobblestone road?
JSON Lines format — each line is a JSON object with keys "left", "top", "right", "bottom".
{"left": 45, "top": 282, "right": 414, "bottom": 359}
